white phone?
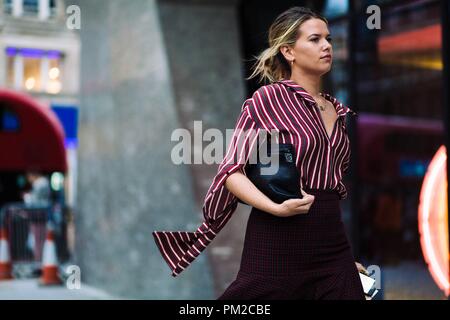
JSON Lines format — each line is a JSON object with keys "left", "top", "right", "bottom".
{"left": 359, "top": 272, "right": 378, "bottom": 299}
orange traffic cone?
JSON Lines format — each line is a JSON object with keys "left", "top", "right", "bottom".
{"left": 0, "top": 227, "right": 13, "bottom": 280}
{"left": 39, "top": 227, "right": 62, "bottom": 285}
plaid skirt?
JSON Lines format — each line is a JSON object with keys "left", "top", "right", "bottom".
{"left": 217, "top": 189, "right": 365, "bottom": 300}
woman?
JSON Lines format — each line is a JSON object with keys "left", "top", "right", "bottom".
{"left": 152, "top": 6, "right": 367, "bottom": 300}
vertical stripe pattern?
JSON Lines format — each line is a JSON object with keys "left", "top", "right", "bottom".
{"left": 152, "top": 79, "right": 357, "bottom": 277}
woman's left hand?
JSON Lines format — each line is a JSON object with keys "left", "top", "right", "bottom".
{"left": 355, "top": 262, "right": 369, "bottom": 275}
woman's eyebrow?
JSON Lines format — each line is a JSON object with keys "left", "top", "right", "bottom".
{"left": 307, "top": 33, "right": 331, "bottom": 38}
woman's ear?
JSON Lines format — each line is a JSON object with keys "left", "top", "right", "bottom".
{"left": 279, "top": 45, "right": 294, "bottom": 63}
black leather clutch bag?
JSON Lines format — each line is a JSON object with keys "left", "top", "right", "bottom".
{"left": 238, "top": 136, "right": 302, "bottom": 205}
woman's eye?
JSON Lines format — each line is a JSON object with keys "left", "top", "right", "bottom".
{"left": 311, "top": 38, "right": 319, "bottom": 42}
{"left": 327, "top": 38, "right": 333, "bottom": 43}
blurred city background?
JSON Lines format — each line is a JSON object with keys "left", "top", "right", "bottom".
{"left": 0, "top": 0, "right": 448, "bottom": 299}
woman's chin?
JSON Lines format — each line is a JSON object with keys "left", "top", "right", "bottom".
{"left": 318, "top": 67, "right": 331, "bottom": 76}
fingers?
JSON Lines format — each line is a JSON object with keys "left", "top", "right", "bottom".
{"left": 278, "top": 189, "right": 316, "bottom": 216}
{"left": 356, "top": 262, "right": 369, "bottom": 275}
{"left": 287, "top": 196, "right": 314, "bottom": 207}
{"left": 300, "top": 188, "right": 314, "bottom": 199}
{"left": 300, "top": 192, "right": 315, "bottom": 204}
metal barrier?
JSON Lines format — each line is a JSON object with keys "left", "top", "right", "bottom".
{"left": 0, "top": 203, "right": 71, "bottom": 278}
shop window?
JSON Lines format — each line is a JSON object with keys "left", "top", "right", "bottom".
{"left": 6, "top": 47, "right": 63, "bottom": 94}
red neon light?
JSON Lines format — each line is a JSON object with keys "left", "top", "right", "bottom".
{"left": 379, "top": 24, "right": 441, "bottom": 55}
{"left": 418, "top": 145, "right": 449, "bottom": 295}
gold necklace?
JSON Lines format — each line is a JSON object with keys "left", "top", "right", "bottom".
{"left": 315, "top": 97, "right": 327, "bottom": 111}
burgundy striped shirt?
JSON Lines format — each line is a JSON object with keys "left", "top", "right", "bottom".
{"left": 152, "top": 79, "right": 357, "bottom": 277}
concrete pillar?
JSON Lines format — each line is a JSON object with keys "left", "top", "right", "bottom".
{"left": 38, "top": 0, "right": 50, "bottom": 20}
{"left": 13, "top": 53, "right": 23, "bottom": 89}
{"left": 40, "top": 55, "right": 49, "bottom": 92}
{"left": 12, "top": 0, "right": 23, "bottom": 17}
{"left": 71, "top": 0, "right": 216, "bottom": 299}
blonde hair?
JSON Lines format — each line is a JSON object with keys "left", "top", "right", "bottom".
{"left": 246, "top": 7, "right": 328, "bottom": 84}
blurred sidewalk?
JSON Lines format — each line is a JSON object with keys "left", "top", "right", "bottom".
{"left": 383, "top": 261, "right": 446, "bottom": 300}
{"left": 0, "top": 279, "right": 116, "bottom": 300}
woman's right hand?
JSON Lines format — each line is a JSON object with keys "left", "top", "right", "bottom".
{"left": 225, "top": 171, "right": 316, "bottom": 218}
{"left": 273, "top": 189, "right": 315, "bottom": 217}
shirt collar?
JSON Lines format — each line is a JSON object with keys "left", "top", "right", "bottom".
{"left": 275, "top": 79, "right": 357, "bottom": 117}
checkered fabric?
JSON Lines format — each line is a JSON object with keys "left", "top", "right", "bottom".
{"left": 217, "top": 188, "right": 365, "bottom": 300}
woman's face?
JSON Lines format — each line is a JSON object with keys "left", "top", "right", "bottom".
{"left": 282, "top": 18, "right": 333, "bottom": 76}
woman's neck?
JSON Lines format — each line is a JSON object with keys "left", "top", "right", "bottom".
{"left": 289, "top": 72, "right": 321, "bottom": 98}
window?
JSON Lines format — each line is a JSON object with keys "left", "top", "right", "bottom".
{"left": 347, "top": 0, "right": 446, "bottom": 299}
{"left": 4, "top": 0, "right": 57, "bottom": 19}
{"left": 23, "top": 0, "right": 38, "bottom": 16}
{"left": 23, "top": 55, "right": 41, "bottom": 91}
{"left": 4, "top": 0, "right": 12, "bottom": 14}
{"left": 6, "top": 47, "right": 64, "bottom": 94}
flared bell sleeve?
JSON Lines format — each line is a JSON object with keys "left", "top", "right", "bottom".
{"left": 152, "top": 99, "right": 261, "bottom": 277}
